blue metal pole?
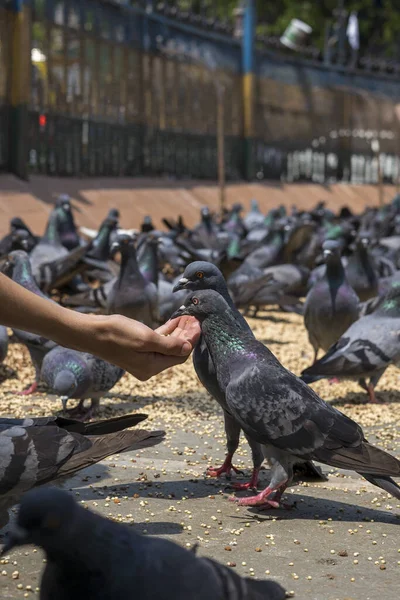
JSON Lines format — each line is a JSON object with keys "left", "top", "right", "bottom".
{"left": 242, "top": 0, "right": 255, "bottom": 180}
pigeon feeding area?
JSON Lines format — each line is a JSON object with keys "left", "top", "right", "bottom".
{"left": 0, "top": 195, "right": 399, "bottom": 599}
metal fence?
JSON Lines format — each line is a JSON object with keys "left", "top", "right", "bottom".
{"left": 2, "top": 0, "right": 400, "bottom": 183}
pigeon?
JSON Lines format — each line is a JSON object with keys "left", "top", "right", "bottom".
{"left": 345, "top": 237, "right": 379, "bottom": 302}
{"left": 29, "top": 210, "right": 69, "bottom": 281}
{"left": 173, "top": 262, "right": 264, "bottom": 490}
{"left": 40, "top": 346, "right": 125, "bottom": 419}
{"left": 107, "top": 234, "right": 158, "bottom": 327}
{"left": 0, "top": 414, "right": 164, "bottom": 528}
{"left": 25, "top": 209, "right": 90, "bottom": 293}
{"left": 304, "top": 240, "right": 360, "bottom": 363}
{"left": 0, "top": 326, "right": 8, "bottom": 365}
{"left": 141, "top": 215, "right": 155, "bottom": 233}
{"left": 173, "top": 262, "right": 324, "bottom": 489}
{"left": 83, "top": 214, "right": 120, "bottom": 282}
{"left": 64, "top": 235, "right": 158, "bottom": 326}
{"left": 2, "top": 488, "right": 286, "bottom": 600}
{"left": 172, "top": 290, "right": 400, "bottom": 508}
{"left": 0, "top": 217, "right": 37, "bottom": 256}
{"left": 243, "top": 199, "right": 265, "bottom": 231}
{"left": 54, "top": 195, "right": 81, "bottom": 250}
{"left": 3, "top": 251, "right": 57, "bottom": 394}
{"left": 301, "top": 281, "right": 400, "bottom": 403}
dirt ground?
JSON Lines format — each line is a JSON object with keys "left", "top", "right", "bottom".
{"left": 0, "top": 308, "right": 399, "bottom": 600}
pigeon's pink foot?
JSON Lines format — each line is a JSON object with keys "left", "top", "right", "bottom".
{"left": 13, "top": 382, "right": 38, "bottom": 396}
{"left": 229, "top": 486, "right": 275, "bottom": 507}
{"left": 256, "top": 499, "right": 281, "bottom": 509}
{"left": 206, "top": 454, "right": 244, "bottom": 478}
{"left": 231, "top": 468, "right": 260, "bottom": 491}
{"left": 328, "top": 377, "right": 340, "bottom": 385}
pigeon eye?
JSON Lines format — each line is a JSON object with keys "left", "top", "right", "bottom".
{"left": 196, "top": 272, "right": 204, "bottom": 279}
{"left": 192, "top": 297, "right": 199, "bottom": 305}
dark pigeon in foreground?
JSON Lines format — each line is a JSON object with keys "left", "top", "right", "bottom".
{"left": 173, "top": 290, "right": 400, "bottom": 508}
{"left": 304, "top": 240, "right": 360, "bottom": 363}
{"left": 302, "top": 281, "right": 400, "bottom": 402}
{"left": 3, "top": 488, "right": 286, "bottom": 600}
{"left": 0, "top": 414, "right": 164, "bottom": 529}
{"left": 40, "top": 346, "right": 124, "bottom": 419}
{"left": 173, "top": 262, "right": 324, "bottom": 489}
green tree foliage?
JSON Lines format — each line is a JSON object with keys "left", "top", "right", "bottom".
{"left": 178, "top": 1, "right": 400, "bottom": 57}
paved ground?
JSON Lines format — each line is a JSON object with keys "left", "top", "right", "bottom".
{"left": 0, "top": 398, "right": 399, "bottom": 600}
{"left": 0, "top": 174, "right": 398, "bottom": 236}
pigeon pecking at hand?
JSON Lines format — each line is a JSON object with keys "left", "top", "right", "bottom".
{"left": 0, "top": 414, "right": 164, "bottom": 529}
{"left": 172, "top": 290, "right": 400, "bottom": 508}
{"left": 173, "top": 261, "right": 324, "bottom": 490}
{"left": 2, "top": 487, "right": 286, "bottom": 600}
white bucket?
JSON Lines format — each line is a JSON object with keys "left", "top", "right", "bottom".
{"left": 280, "top": 19, "right": 313, "bottom": 51}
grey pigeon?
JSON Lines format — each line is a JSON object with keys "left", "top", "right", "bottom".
{"left": 0, "top": 217, "right": 37, "bottom": 256}
{"left": 3, "top": 488, "right": 286, "bottom": 600}
{"left": 54, "top": 195, "right": 81, "bottom": 251}
{"left": 0, "top": 414, "right": 164, "bottom": 528}
{"left": 29, "top": 210, "right": 69, "bottom": 281}
{"left": 40, "top": 346, "right": 124, "bottom": 419}
{"left": 83, "top": 214, "right": 120, "bottom": 283}
{"left": 0, "top": 326, "right": 8, "bottom": 365}
{"left": 174, "top": 262, "right": 263, "bottom": 489}
{"left": 107, "top": 234, "right": 158, "bottom": 327}
{"left": 173, "top": 290, "right": 400, "bottom": 508}
{"left": 304, "top": 240, "right": 360, "bottom": 363}
{"left": 173, "top": 262, "right": 323, "bottom": 489}
{"left": 345, "top": 237, "right": 379, "bottom": 301}
{"left": 64, "top": 235, "right": 158, "bottom": 327}
{"left": 24, "top": 209, "right": 90, "bottom": 293}
{"left": 3, "top": 251, "right": 57, "bottom": 394}
{"left": 243, "top": 199, "right": 265, "bottom": 231}
{"left": 302, "top": 281, "right": 400, "bottom": 403}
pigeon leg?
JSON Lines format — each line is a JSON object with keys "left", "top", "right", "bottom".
{"left": 231, "top": 468, "right": 260, "bottom": 491}
{"left": 231, "top": 434, "right": 264, "bottom": 490}
{"left": 207, "top": 413, "right": 244, "bottom": 478}
{"left": 13, "top": 381, "right": 38, "bottom": 396}
{"left": 366, "top": 382, "right": 378, "bottom": 404}
{"left": 312, "top": 346, "right": 318, "bottom": 365}
{"left": 229, "top": 480, "right": 288, "bottom": 507}
{"left": 328, "top": 377, "right": 340, "bottom": 385}
{"left": 230, "top": 456, "right": 290, "bottom": 506}
{"left": 207, "top": 454, "right": 244, "bottom": 478}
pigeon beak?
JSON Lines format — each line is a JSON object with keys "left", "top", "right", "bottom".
{"left": 170, "top": 304, "right": 190, "bottom": 320}
{"left": 172, "top": 277, "right": 189, "bottom": 293}
{"left": 61, "top": 396, "right": 69, "bottom": 411}
{"left": 323, "top": 249, "right": 333, "bottom": 258}
{"left": 1, "top": 525, "right": 28, "bottom": 555}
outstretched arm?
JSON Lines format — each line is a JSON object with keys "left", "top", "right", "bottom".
{"left": 0, "top": 273, "right": 199, "bottom": 380}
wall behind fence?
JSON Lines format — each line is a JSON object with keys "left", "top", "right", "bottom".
{"left": 2, "top": 0, "right": 400, "bottom": 183}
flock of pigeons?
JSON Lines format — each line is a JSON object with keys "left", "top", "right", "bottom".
{"left": 1, "top": 194, "right": 400, "bottom": 598}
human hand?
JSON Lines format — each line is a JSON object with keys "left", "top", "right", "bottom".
{"left": 92, "top": 314, "right": 201, "bottom": 381}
